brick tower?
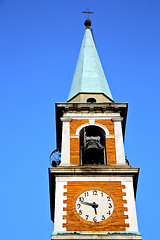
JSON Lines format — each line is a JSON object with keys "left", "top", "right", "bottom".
{"left": 49, "top": 19, "right": 142, "bottom": 240}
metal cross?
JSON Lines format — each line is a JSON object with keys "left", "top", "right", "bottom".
{"left": 82, "top": 8, "right": 94, "bottom": 19}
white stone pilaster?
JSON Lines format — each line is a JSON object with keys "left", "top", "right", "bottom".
{"left": 122, "top": 180, "right": 139, "bottom": 232}
{"left": 112, "top": 117, "right": 126, "bottom": 165}
{"left": 54, "top": 181, "right": 67, "bottom": 231}
{"left": 61, "top": 117, "right": 72, "bottom": 165}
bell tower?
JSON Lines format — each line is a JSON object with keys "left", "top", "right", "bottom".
{"left": 49, "top": 19, "right": 142, "bottom": 240}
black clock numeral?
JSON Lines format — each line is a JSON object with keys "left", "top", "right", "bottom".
{"left": 108, "top": 203, "right": 112, "bottom": 208}
{"left": 107, "top": 211, "right": 111, "bottom": 216}
{"left": 77, "top": 203, "right": 81, "bottom": 209}
{"left": 84, "top": 191, "right": 89, "bottom": 197}
{"left": 107, "top": 196, "right": 111, "bottom": 201}
{"left": 102, "top": 215, "right": 105, "bottom": 220}
{"left": 79, "top": 197, "right": 84, "bottom": 202}
{"left": 79, "top": 210, "right": 82, "bottom": 215}
{"left": 101, "top": 192, "right": 103, "bottom": 197}
{"left": 85, "top": 215, "right": 89, "bottom": 220}
{"left": 93, "top": 190, "right": 98, "bottom": 195}
{"left": 93, "top": 216, "right": 97, "bottom": 222}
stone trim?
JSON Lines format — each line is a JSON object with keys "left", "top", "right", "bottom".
{"left": 122, "top": 181, "right": 138, "bottom": 232}
{"left": 70, "top": 135, "right": 79, "bottom": 138}
{"left": 62, "top": 185, "right": 67, "bottom": 230}
{"left": 63, "top": 113, "right": 120, "bottom": 118}
{"left": 61, "top": 117, "right": 72, "bottom": 122}
{"left": 112, "top": 117, "right": 123, "bottom": 122}
{"left": 113, "top": 119, "right": 126, "bottom": 165}
{"left": 106, "top": 135, "right": 115, "bottom": 138}
{"left": 49, "top": 166, "right": 139, "bottom": 175}
{"left": 61, "top": 120, "right": 71, "bottom": 165}
{"left": 56, "top": 176, "right": 133, "bottom": 182}
{"left": 54, "top": 181, "right": 67, "bottom": 232}
{"left": 75, "top": 122, "right": 109, "bottom": 136}
{"left": 51, "top": 233, "right": 142, "bottom": 240}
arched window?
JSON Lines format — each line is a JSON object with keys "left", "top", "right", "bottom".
{"left": 80, "top": 125, "right": 106, "bottom": 165}
{"left": 87, "top": 98, "right": 96, "bottom": 103}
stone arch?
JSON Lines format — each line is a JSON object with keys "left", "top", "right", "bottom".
{"left": 76, "top": 122, "right": 109, "bottom": 136}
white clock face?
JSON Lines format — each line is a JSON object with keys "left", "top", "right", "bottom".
{"left": 76, "top": 190, "right": 114, "bottom": 222}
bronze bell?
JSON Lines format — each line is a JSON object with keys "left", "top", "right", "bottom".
{"left": 86, "top": 141, "right": 101, "bottom": 152}
{"left": 84, "top": 140, "right": 103, "bottom": 164}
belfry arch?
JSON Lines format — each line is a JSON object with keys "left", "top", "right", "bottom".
{"left": 76, "top": 122, "right": 109, "bottom": 136}
{"left": 79, "top": 125, "right": 106, "bottom": 165}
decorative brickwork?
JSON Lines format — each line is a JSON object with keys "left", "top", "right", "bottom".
{"left": 106, "top": 138, "right": 116, "bottom": 165}
{"left": 70, "top": 138, "right": 80, "bottom": 165}
{"left": 63, "top": 181, "right": 129, "bottom": 231}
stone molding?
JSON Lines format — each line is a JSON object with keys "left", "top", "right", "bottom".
{"left": 61, "top": 117, "right": 72, "bottom": 122}
{"left": 75, "top": 122, "right": 109, "bottom": 136}
{"left": 112, "top": 117, "right": 123, "bottom": 122}
{"left": 49, "top": 166, "right": 139, "bottom": 175}
{"left": 51, "top": 233, "right": 142, "bottom": 240}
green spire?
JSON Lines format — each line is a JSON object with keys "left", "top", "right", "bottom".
{"left": 68, "top": 26, "right": 113, "bottom": 102}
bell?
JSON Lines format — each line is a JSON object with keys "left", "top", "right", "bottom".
{"left": 84, "top": 140, "right": 103, "bottom": 164}
{"left": 86, "top": 141, "right": 101, "bottom": 151}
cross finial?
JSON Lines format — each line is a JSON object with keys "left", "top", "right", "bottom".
{"left": 82, "top": 8, "right": 94, "bottom": 19}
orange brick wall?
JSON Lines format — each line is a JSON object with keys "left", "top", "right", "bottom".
{"left": 70, "top": 138, "right": 80, "bottom": 165}
{"left": 63, "top": 181, "right": 128, "bottom": 231}
{"left": 70, "top": 119, "right": 89, "bottom": 135}
{"left": 95, "top": 119, "right": 114, "bottom": 135}
{"left": 106, "top": 138, "right": 116, "bottom": 165}
{"left": 96, "top": 119, "right": 116, "bottom": 164}
{"left": 70, "top": 119, "right": 88, "bottom": 165}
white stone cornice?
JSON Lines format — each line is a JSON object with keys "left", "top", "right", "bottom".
{"left": 49, "top": 166, "right": 139, "bottom": 175}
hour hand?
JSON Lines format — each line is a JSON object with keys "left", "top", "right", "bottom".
{"left": 81, "top": 202, "right": 95, "bottom": 207}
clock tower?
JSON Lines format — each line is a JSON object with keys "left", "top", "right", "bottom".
{"left": 49, "top": 19, "right": 142, "bottom": 240}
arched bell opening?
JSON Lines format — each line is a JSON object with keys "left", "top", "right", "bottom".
{"left": 80, "top": 125, "right": 106, "bottom": 165}
{"left": 87, "top": 98, "right": 96, "bottom": 103}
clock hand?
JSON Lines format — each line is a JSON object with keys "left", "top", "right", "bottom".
{"left": 81, "top": 201, "right": 94, "bottom": 207}
{"left": 81, "top": 202, "right": 98, "bottom": 207}
{"left": 81, "top": 201, "right": 98, "bottom": 215}
{"left": 94, "top": 207, "right": 97, "bottom": 215}
{"left": 92, "top": 202, "right": 98, "bottom": 215}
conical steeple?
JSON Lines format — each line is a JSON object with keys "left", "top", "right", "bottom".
{"left": 68, "top": 20, "right": 113, "bottom": 102}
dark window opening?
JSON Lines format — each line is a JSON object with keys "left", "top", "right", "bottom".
{"left": 87, "top": 98, "right": 96, "bottom": 103}
{"left": 80, "top": 126, "right": 106, "bottom": 165}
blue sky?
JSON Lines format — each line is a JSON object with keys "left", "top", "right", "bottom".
{"left": 0, "top": 0, "right": 160, "bottom": 239}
